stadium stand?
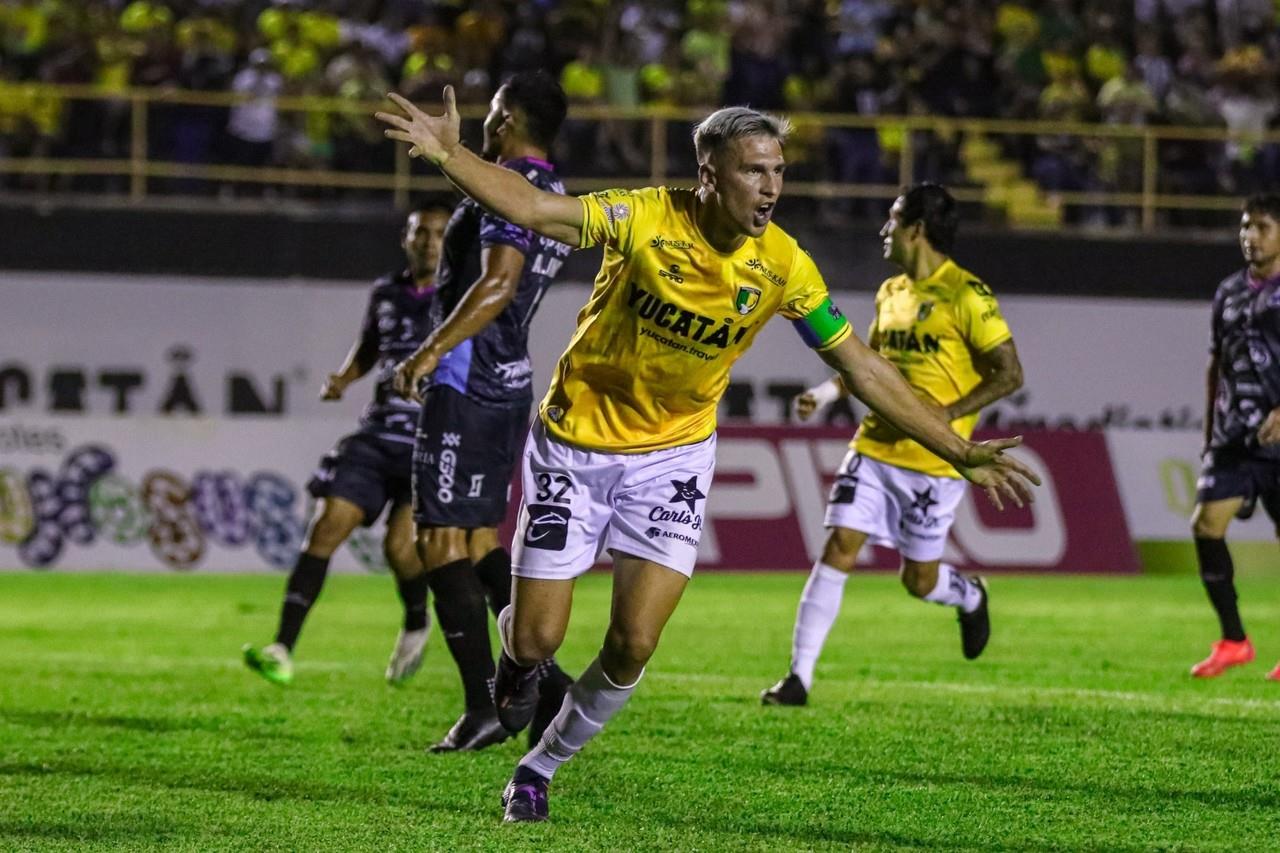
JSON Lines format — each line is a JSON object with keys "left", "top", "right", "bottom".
{"left": 0, "top": 0, "right": 1277, "bottom": 225}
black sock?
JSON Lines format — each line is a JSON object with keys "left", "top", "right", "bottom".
{"left": 275, "top": 552, "right": 330, "bottom": 651}
{"left": 396, "top": 573, "right": 430, "bottom": 632}
{"left": 1196, "top": 537, "right": 1246, "bottom": 641}
{"left": 426, "top": 559, "right": 495, "bottom": 711}
{"left": 473, "top": 547, "right": 512, "bottom": 618}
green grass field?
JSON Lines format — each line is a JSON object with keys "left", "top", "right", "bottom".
{"left": 2, "top": 571, "right": 1279, "bottom": 852}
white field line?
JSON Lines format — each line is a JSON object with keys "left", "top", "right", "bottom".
{"left": 0, "top": 651, "right": 361, "bottom": 673}
{"left": 8, "top": 652, "right": 1280, "bottom": 717}
{"left": 653, "top": 670, "right": 1280, "bottom": 714}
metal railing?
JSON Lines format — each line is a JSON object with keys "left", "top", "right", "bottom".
{"left": 0, "top": 83, "right": 1274, "bottom": 230}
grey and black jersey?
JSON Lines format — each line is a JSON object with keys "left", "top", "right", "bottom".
{"left": 1208, "top": 270, "right": 1280, "bottom": 459}
{"left": 354, "top": 270, "right": 436, "bottom": 442}
{"left": 429, "top": 156, "right": 572, "bottom": 408}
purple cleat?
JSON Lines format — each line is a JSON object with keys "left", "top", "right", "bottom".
{"left": 502, "top": 774, "right": 550, "bottom": 822}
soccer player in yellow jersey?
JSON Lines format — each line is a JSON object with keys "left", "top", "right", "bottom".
{"left": 377, "top": 91, "right": 1038, "bottom": 822}
{"left": 763, "top": 184, "right": 1025, "bottom": 707}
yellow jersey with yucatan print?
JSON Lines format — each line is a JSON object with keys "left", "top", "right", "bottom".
{"left": 540, "top": 186, "right": 852, "bottom": 453}
{"left": 854, "top": 258, "right": 1012, "bottom": 478}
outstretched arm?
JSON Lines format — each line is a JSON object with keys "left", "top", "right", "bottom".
{"left": 376, "top": 89, "right": 583, "bottom": 246}
{"left": 818, "top": 334, "right": 1040, "bottom": 509}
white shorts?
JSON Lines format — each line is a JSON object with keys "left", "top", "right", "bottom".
{"left": 510, "top": 420, "right": 717, "bottom": 580}
{"left": 823, "top": 451, "right": 966, "bottom": 563}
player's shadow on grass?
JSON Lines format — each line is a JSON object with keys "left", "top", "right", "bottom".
{"left": 0, "top": 707, "right": 308, "bottom": 740}
{"left": 872, "top": 767, "right": 1280, "bottom": 812}
{"left": 0, "top": 755, "right": 500, "bottom": 815}
{"left": 0, "top": 816, "right": 180, "bottom": 845}
{"left": 670, "top": 813, "right": 1161, "bottom": 852}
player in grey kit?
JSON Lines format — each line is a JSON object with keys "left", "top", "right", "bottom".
{"left": 243, "top": 204, "right": 449, "bottom": 686}
{"left": 1190, "top": 193, "right": 1280, "bottom": 681}
{"left": 392, "top": 72, "right": 574, "bottom": 751}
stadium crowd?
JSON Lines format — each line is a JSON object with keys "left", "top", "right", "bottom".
{"left": 1, "top": 0, "right": 1277, "bottom": 199}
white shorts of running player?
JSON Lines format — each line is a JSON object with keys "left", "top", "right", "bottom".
{"left": 824, "top": 451, "right": 967, "bottom": 563}
{"left": 511, "top": 420, "right": 716, "bottom": 580}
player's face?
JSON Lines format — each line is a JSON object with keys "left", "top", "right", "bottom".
{"left": 706, "top": 134, "right": 785, "bottom": 238}
{"left": 879, "top": 197, "right": 917, "bottom": 266}
{"left": 481, "top": 86, "right": 512, "bottom": 161}
{"left": 1240, "top": 211, "right": 1280, "bottom": 270}
{"left": 403, "top": 209, "right": 448, "bottom": 276}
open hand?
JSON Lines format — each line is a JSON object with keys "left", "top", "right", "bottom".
{"left": 375, "top": 89, "right": 461, "bottom": 166}
{"left": 955, "top": 436, "right": 1041, "bottom": 511}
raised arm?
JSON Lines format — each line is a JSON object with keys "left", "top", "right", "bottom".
{"left": 376, "top": 89, "right": 583, "bottom": 246}
{"left": 818, "top": 334, "right": 1040, "bottom": 509}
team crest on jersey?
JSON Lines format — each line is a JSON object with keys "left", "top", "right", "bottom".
{"left": 735, "top": 285, "right": 762, "bottom": 315}
{"left": 917, "top": 301, "right": 934, "bottom": 322}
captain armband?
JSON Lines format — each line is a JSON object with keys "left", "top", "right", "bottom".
{"left": 791, "top": 298, "right": 853, "bottom": 351}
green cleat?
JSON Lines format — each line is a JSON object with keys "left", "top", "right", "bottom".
{"left": 242, "top": 642, "right": 293, "bottom": 686}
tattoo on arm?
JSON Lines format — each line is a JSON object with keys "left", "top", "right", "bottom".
{"left": 946, "top": 339, "right": 1023, "bottom": 421}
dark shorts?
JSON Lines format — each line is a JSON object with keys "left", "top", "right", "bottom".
{"left": 1197, "top": 450, "right": 1280, "bottom": 522}
{"left": 307, "top": 431, "right": 414, "bottom": 526}
{"left": 412, "top": 385, "right": 529, "bottom": 528}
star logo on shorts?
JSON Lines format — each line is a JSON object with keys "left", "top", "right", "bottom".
{"left": 669, "top": 476, "right": 706, "bottom": 513}
{"left": 910, "top": 487, "right": 938, "bottom": 514}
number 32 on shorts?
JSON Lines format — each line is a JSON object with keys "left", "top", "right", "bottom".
{"left": 524, "top": 471, "right": 574, "bottom": 551}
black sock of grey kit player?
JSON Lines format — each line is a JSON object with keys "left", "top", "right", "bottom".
{"left": 473, "top": 547, "right": 512, "bottom": 618}
{"left": 275, "top": 552, "right": 329, "bottom": 651}
{"left": 427, "top": 559, "right": 496, "bottom": 710}
{"left": 1195, "top": 537, "right": 1246, "bottom": 642}
{"left": 395, "top": 573, "right": 430, "bottom": 632}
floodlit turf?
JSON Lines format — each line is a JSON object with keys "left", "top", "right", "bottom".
{"left": 2, "top": 571, "right": 1279, "bottom": 851}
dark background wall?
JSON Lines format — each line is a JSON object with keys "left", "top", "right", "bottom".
{"left": 1, "top": 204, "right": 1240, "bottom": 300}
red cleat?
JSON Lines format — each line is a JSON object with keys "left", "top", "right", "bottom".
{"left": 1266, "top": 662, "right": 1280, "bottom": 682}
{"left": 1190, "top": 638, "right": 1255, "bottom": 678}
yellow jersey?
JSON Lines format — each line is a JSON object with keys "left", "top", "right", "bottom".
{"left": 541, "top": 186, "right": 853, "bottom": 453}
{"left": 854, "top": 258, "right": 1012, "bottom": 478}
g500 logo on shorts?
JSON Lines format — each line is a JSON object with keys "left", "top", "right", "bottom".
{"left": 436, "top": 431, "right": 462, "bottom": 504}
{"left": 524, "top": 505, "right": 571, "bottom": 551}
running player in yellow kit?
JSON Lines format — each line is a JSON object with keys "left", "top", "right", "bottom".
{"left": 762, "top": 184, "right": 1025, "bottom": 707}
{"left": 376, "top": 91, "right": 1039, "bottom": 822}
